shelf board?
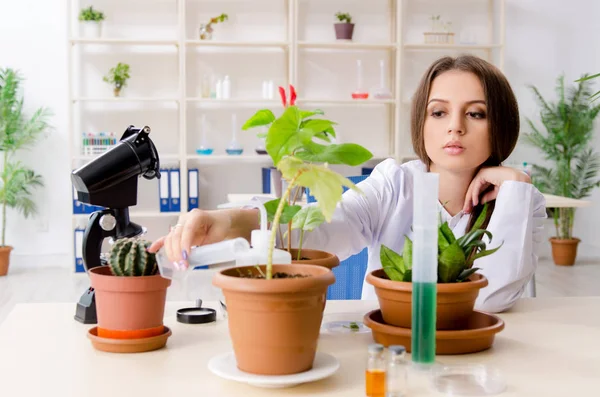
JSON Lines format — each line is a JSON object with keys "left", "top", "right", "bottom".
{"left": 73, "top": 97, "right": 179, "bottom": 102}
{"left": 187, "top": 154, "right": 274, "bottom": 164}
{"left": 70, "top": 38, "right": 178, "bottom": 46}
{"left": 73, "top": 211, "right": 180, "bottom": 218}
{"left": 298, "top": 41, "right": 396, "bottom": 50}
{"left": 186, "top": 98, "right": 281, "bottom": 105}
{"left": 186, "top": 40, "right": 289, "bottom": 48}
{"left": 403, "top": 43, "right": 502, "bottom": 50}
{"left": 72, "top": 154, "right": 180, "bottom": 161}
{"left": 297, "top": 98, "right": 395, "bottom": 105}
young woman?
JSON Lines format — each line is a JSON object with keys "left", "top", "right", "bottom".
{"left": 149, "top": 55, "right": 546, "bottom": 313}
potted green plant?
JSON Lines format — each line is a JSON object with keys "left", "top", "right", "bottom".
{"left": 366, "top": 203, "right": 502, "bottom": 330}
{"left": 212, "top": 85, "right": 373, "bottom": 375}
{"left": 334, "top": 12, "right": 354, "bottom": 41}
{"left": 199, "top": 13, "right": 229, "bottom": 40}
{"left": 522, "top": 74, "right": 600, "bottom": 266}
{"left": 103, "top": 62, "right": 130, "bottom": 97}
{"left": 0, "top": 68, "right": 51, "bottom": 276}
{"left": 78, "top": 6, "right": 105, "bottom": 38}
{"left": 88, "top": 237, "right": 171, "bottom": 351}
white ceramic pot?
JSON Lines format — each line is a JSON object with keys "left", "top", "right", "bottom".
{"left": 80, "top": 21, "right": 102, "bottom": 38}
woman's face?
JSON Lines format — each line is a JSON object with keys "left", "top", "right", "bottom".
{"left": 424, "top": 70, "right": 491, "bottom": 174}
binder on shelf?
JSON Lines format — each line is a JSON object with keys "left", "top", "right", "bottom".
{"left": 74, "top": 226, "right": 85, "bottom": 273}
{"left": 188, "top": 168, "right": 199, "bottom": 210}
{"left": 361, "top": 167, "right": 374, "bottom": 176}
{"left": 169, "top": 168, "right": 181, "bottom": 212}
{"left": 159, "top": 167, "right": 170, "bottom": 212}
{"left": 261, "top": 167, "right": 271, "bottom": 194}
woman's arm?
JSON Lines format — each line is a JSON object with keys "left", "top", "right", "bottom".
{"left": 473, "top": 180, "right": 547, "bottom": 312}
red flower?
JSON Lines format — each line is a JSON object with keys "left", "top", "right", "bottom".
{"left": 289, "top": 84, "right": 297, "bottom": 106}
{"left": 278, "top": 84, "right": 297, "bottom": 108}
{"left": 278, "top": 86, "right": 287, "bottom": 108}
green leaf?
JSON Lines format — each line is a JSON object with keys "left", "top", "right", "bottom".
{"left": 295, "top": 143, "right": 373, "bottom": 166}
{"left": 440, "top": 222, "right": 456, "bottom": 244}
{"left": 457, "top": 268, "right": 479, "bottom": 282}
{"left": 383, "top": 265, "right": 403, "bottom": 282}
{"left": 265, "top": 106, "right": 302, "bottom": 165}
{"left": 472, "top": 202, "right": 488, "bottom": 230}
{"left": 471, "top": 242, "right": 504, "bottom": 262}
{"left": 403, "top": 236, "right": 413, "bottom": 270}
{"left": 291, "top": 206, "right": 326, "bottom": 231}
{"left": 438, "top": 241, "right": 466, "bottom": 283}
{"left": 457, "top": 229, "right": 492, "bottom": 251}
{"left": 402, "top": 268, "right": 412, "bottom": 282}
{"left": 299, "top": 109, "right": 324, "bottom": 119}
{"left": 438, "top": 228, "right": 450, "bottom": 252}
{"left": 263, "top": 198, "right": 301, "bottom": 224}
{"left": 380, "top": 244, "right": 405, "bottom": 274}
{"left": 242, "top": 109, "right": 276, "bottom": 130}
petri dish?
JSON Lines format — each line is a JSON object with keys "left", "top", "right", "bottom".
{"left": 321, "top": 312, "right": 370, "bottom": 334}
{"left": 430, "top": 364, "right": 507, "bottom": 396}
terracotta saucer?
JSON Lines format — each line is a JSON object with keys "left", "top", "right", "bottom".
{"left": 87, "top": 326, "right": 172, "bottom": 353}
{"left": 363, "top": 310, "right": 504, "bottom": 355}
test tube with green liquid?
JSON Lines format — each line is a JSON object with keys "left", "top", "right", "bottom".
{"left": 411, "top": 171, "right": 439, "bottom": 365}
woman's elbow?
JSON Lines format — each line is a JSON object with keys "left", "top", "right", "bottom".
{"left": 474, "top": 288, "right": 525, "bottom": 313}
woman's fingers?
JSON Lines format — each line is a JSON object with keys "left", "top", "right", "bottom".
{"left": 481, "top": 186, "right": 499, "bottom": 204}
{"left": 170, "top": 224, "right": 185, "bottom": 267}
{"left": 147, "top": 236, "right": 165, "bottom": 253}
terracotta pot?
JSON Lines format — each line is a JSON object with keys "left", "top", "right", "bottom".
{"left": 334, "top": 23, "right": 354, "bottom": 40}
{"left": 213, "top": 264, "right": 335, "bottom": 375}
{"left": 0, "top": 246, "right": 13, "bottom": 276}
{"left": 550, "top": 237, "right": 580, "bottom": 266}
{"left": 290, "top": 248, "right": 340, "bottom": 270}
{"left": 89, "top": 266, "right": 171, "bottom": 339}
{"left": 365, "top": 269, "right": 488, "bottom": 330}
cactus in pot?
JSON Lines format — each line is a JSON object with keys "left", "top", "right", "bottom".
{"left": 108, "top": 238, "right": 157, "bottom": 277}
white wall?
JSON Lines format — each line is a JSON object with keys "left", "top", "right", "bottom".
{"left": 1, "top": 0, "right": 600, "bottom": 268}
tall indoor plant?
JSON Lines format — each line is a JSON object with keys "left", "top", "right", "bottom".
{"left": 523, "top": 74, "right": 600, "bottom": 266}
{"left": 212, "top": 85, "right": 373, "bottom": 375}
{"left": 0, "top": 68, "right": 51, "bottom": 276}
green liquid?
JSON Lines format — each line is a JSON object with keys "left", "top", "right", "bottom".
{"left": 412, "top": 282, "right": 437, "bottom": 364}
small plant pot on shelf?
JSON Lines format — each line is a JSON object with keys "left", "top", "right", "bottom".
{"left": 113, "top": 87, "right": 122, "bottom": 97}
{"left": 212, "top": 264, "right": 335, "bottom": 375}
{"left": 334, "top": 23, "right": 354, "bottom": 41}
{"left": 290, "top": 248, "right": 340, "bottom": 270}
{"left": 79, "top": 21, "right": 103, "bottom": 38}
{"left": 365, "top": 269, "right": 488, "bottom": 330}
{"left": 0, "top": 246, "right": 13, "bottom": 276}
{"left": 550, "top": 237, "right": 580, "bottom": 266}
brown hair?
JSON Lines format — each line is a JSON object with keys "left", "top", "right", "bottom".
{"left": 410, "top": 55, "right": 520, "bottom": 231}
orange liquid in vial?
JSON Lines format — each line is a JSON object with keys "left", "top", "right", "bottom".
{"left": 365, "top": 369, "right": 386, "bottom": 397}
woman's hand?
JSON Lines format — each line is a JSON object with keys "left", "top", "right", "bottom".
{"left": 463, "top": 166, "right": 531, "bottom": 214}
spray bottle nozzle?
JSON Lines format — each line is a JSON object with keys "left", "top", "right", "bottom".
{"left": 218, "top": 199, "right": 270, "bottom": 251}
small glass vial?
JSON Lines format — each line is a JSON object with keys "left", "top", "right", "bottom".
{"left": 386, "top": 345, "right": 408, "bottom": 397}
{"left": 366, "top": 343, "right": 386, "bottom": 397}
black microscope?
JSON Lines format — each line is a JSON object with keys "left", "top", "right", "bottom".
{"left": 71, "top": 125, "right": 161, "bottom": 324}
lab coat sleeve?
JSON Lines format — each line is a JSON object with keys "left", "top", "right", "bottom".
{"left": 473, "top": 181, "right": 547, "bottom": 313}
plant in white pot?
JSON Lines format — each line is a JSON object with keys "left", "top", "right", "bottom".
{"left": 522, "top": 74, "right": 600, "bottom": 266}
{"left": 334, "top": 12, "right": 355, "bottom": 41}
{"left": 0, "top": 68, "right": 52, "bottom": 276}
{"left": 212, "top": 85, "right": 373, "bottom": 375}
{"left": 79, "top": 6, "right": 105, "bottom": 39}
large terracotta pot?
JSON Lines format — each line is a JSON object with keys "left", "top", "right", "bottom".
{"left": 213, "top": 264, "right": 335, "bottom": 375}
{"left": 365, "top": 269, "right": 488, "bottom": 330}
{"left": 290, "top": 248, "right": 340, "bottom": 270}
{"left": 0, "top": 246, "right": 13, "bottom": 276}
{"left": 89, "top": 266, "right": 171, "bottom": 339}
{"left": 550, "top": 238, "right": 580, "bottom": 266}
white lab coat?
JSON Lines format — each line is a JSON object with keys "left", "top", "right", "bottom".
{"left": 296, "top": 158, "right": 547, "bottom": 313}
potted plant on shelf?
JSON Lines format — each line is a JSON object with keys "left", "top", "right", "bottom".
{"left": 0, "top": 68, "right": 51, "bottom": 276}
{"left": 366, "top": 203, "right": 502, "bottom": 330}
{"left": 103, "top": 62, "right": 130, "bottom": 97}
{"left": 199, "top": 13, "right": 229, "bottom": 40}
{"left": 334, "top": 12, "right": 355, "bottom": 41}
{"left": 78, "top": 6, "right": 105, "bottom": 39}
{"left": 87, "top": 237, "right": 171, "bottom": 352}
{"left": 212, "top": 85, "right": 373, "bottom": 375}
{"left": 522, "top": 74, "right": 600, "bottom": 266}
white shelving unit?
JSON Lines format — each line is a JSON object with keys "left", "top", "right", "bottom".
{"left": 67, "top": 0, "right": 504, "bottom": 269}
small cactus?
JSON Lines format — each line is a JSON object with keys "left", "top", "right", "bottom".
{"left": 108, "top": 238, "right": 157, "bottom": 277}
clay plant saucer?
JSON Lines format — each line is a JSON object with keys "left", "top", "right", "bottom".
{"left": 87, "top": 326, "right": 172, "bottom": 353}
{"left": 363, "top": 310, "right": 504, "bottom": 355}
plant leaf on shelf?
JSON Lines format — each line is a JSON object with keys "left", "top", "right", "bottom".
{"left": 241, "top": 109, "right": 276, "bottom": 130}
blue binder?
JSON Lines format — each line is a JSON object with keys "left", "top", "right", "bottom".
{"left": 261, "top": 167, "right": 271, "bottom": 194}
{"left": 169, "top": 168, "right": 181, "bottom": 212}
{"left": 159, "top": 167, "right": 170, "bottom": 212}
{"left": 74, "top": 227, "right": 85, "bottom": 273}
{"left": 188, "top": 168, "right": 199, "bottom": 210}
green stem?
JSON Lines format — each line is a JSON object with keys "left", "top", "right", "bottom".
{"left": 2, "top": 151, "right": 6, "bottom": 247}
{"left": 297, "top": 229, "right": 305, "bottom": 261}
{"left": 267, "top": 171, "right": 301, "bottom": 279}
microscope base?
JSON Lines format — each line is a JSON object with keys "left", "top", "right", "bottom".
{"left": 74, "top": 286, "right": 97, "bottom": 324}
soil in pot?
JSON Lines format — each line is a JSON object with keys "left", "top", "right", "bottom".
{"left": 550, "top": 237, "right": 580, "bottom": 266}
{"left": 0, "top": 246, "right": 13, "bottom": 276}
{"left": 290, "top": 248, "right": 340, "bottom": 270}
{"left": 366, "top": 269, "right": 488, "bottom": 330}
{"left": 89, "top": 266, "right": 171, "bottom": 340}
{"left": 213, "top": 264, "right": 335, "bottom": 376}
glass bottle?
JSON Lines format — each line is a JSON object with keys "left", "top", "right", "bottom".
{"left": 386, "top": 345, "right": 408, "bottom": 397}
{"left": 196, "top": 114, "right": 214, "bottom": 155}
{"left": 366, "top": 343, "right": 386, "bottom": 397}
{"left": 226, "top": 113, "right": 243, "bottom": 155}
{"left": 352, "top": 59, "right": 369, "bottom": 100}
{"left": 255, "top": 126, "right": 268, "bottom": 155}
{"left": 372, "top": 59, "right": 392, "bottom": 100}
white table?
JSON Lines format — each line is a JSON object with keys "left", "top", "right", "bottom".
{"left": 0, "top": 297, "right": 599, "bottom": 396}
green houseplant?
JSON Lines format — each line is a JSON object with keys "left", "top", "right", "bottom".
{"left": 88, "top": 237, "right": 172, "bottom": 353}
{"left": 0, "top": 68, "right": 51, "bottom": 276}
{"left": 78, "top": 6, "right": 105, "bottom": 38}
{"left": 366, "top": 203, "right": 502, "bottom": 330}
{"left": 199, "top": 13, "right": 229, "bottom": 40}
{"left": 103, "top": 62, "right": 130, "bottom": 97}
{"left": 212, "top": 84, "right": 373, "bottom": 375}
{"left": 522, "top": 74, "right": 600, "bottom": 266}
{"left": 334, "top": 12, "right": 355, "bottom": 41}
